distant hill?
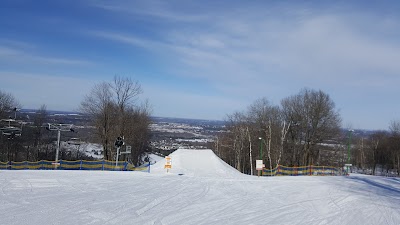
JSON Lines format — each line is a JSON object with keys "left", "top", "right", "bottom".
{"left": 151, "top": 116, "right": 225, "bottom": 127}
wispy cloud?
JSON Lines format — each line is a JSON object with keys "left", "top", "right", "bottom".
{"left": 0, "top": 39, "right": 36, "bottom": 49}
{"left": 0, "top": 46, "right": 21, "bottom": 56}
{"left": 83, "top": 1, "right": 400, "bottom": 129}
{"left": 142, "top": 82, "right": 246, "bottom": 120}
{"left": 88, "top": 3, "right": 400, "bottom": 92}
{"left": 88, "top": 31, "right": 165, "bottom": 51}
{"left": 0, "top": 72, "right": 99, "bottom": 111}
{"left": 92, "top": 0, "right": 209, "bottom": 23}
{"left": 0, "top": 43, "right": 92, "bottom": 66}
{"left": 3, "top": 1, "right": 392, "bottom": 129}
{"left": 276, "top": 15, "right": 400, "bottom": 78}
{"left": 3, "top": 0, "right": 399, "bottom": 129}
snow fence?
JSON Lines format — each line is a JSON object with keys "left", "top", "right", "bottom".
{"left": 262, "top": 165, "right": 341, "bottom": 176}
{"left": 0, "top": 160, "right": 150, "bottom": 171}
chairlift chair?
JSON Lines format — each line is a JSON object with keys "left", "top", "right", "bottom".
{"left": 67, "top": 138, "right": 82, "bottom": 145}
{"left": 1, "top": 129, "right": 21, "bottom": 139}
{"left": 0, "top": 119, "right": 22, "bottom": 138}
{"left": 1, "top": 118, "right": 24, "bottom": 130}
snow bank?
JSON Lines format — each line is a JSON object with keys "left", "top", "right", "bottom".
{"left": 150, "top": 149, "right": 243, "bottom": 178}
{"left": 147, "top": 153, "right": 164, "bottom": 164}
{"left": 0, "top": 149, "right": 399, "bottom": 225}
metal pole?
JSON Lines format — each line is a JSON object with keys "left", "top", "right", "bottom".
{"left": 347, "top": 131, "right": 352, "bottom": 163}
{"left": 115, "top": 146, "right": 120, "bottom": 169}
{"left": 258, "top": 137, "right": 263, "bottom": 177}
{"left": 259, "top": 138, "right": 263, "bottom": 160}
{"left": 148, "top": 161, "right": 151, "bottom": 173}
{"left": 55, "top": 129, "right": 61, "bottom": 169}
{"left": 347, "top": 130, "right": 353, "bottom": 174}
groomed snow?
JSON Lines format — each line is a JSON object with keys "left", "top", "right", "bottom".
{"left": 150, "top": 149, "right": 243, "bottom": 178}
{"left": 1, "top": 149, "right": 399, "bottom": 225}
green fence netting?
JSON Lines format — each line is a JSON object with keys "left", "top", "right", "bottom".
{"left": 262, "top": 165, "right": 340, "bottom": 176}
{"left": 0, "top": 160, "right": 150, "bottom": 171}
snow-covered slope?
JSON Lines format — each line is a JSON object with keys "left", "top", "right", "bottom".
{"left": 150, "top": 149, "right": 243, "bottom": 178}
{"left": 1, "top": 149, "right": 399, "bottom": 225}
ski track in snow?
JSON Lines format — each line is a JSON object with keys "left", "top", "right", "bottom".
{"left": 0, "top": 149, "right": 399, "bottom": 225}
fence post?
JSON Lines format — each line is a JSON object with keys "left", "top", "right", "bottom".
{"left": 102, "top": 160, "right": 104, "bottom": 171}
{"left": 124, "top": 161, "right": 128, "bottom": 171}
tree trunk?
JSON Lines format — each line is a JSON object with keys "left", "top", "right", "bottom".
{"left": 277, "top": 121, "right": 290, "bottom": 167}
{"left": 246, "top": 127, "right": 253, "bottom": 175}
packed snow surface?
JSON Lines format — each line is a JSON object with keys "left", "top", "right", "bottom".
{"left": 1, "top": 149, "right": 399, "bottom": 225}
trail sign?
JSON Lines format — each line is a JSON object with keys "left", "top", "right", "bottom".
{"left": 125, "top": 146, "right": 132, "bottom": 154}
{"left": 256, "top": 160, "right": 264, "bottom": 171}
{"left": 164, "top": 156, "right": 172, "bottom": 170}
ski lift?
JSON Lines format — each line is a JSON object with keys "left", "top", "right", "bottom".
{"left": 1, "top": 129, "right": 21, "bottom": 139}
{"left": 67, "top": 138, "right": 83, "bottom": 145}
{"left": 1, "top": 118, "right": 24, "bottom": 127}
{"left": 0, "top": 119, "right": 22, "bottom": 137}
{"left": 1, "top": 118, "right": 16, "bottom": 127}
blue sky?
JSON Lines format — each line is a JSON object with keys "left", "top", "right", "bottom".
{"left": 1, "top": 0, "right": 400, "bottom": 130}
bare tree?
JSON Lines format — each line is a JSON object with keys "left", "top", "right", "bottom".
{"left": 81, "top": 82, "right": 116, "bottom": 160}
{"left": 111, "top": 76, "right": 143, "bottom": 139}
{"left": 218, "top": 98, "right": 286, "bottom": 174}
{"left": 121, "top": 101, "right": 152, "bottom": 166}
{"left": 80, "top": 76, "right": 149, "bottom": 162}
{"left": 247, "top": 98, "right": 281, "bottom": 170}
{"left": 31, "top": 105, "right": 48, "bottom": 161}
{"left": 246, "top": 126, "right": 254, "bottom": 175}
{"left": 214, "top": 89, "right": 342, "bottom": 174}
{"left": 18, "top": 104, "right": 49, "bottom": 161}
{"left": 0, "top": 90, "right": 21, "bottom": 119}
{"left": 355, "top": 121, "right": 400, "bottom": 176}
{"left": 277, "top": 120, "right": 291, "bottom": 166}
{"left": 281, "top": 89, "right": 341, "bottom": 166}
{"left": 353, "top": 136, "right": 366, "bottom": 170}
{"left": 369, "top": 131, "right": 387, "bottom": 175}
{"left": 389, "top": 120, "right": 400, "bottom": 176}
{"left": 0, "top": 90, "right": 21, "bottom": 161}
{"left": 112, "top": 76, "right": 142, "bottom": 112}
{"left": 227, "top": 112, "right": 247, "bottom": 171}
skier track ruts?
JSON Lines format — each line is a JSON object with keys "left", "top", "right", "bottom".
{"left": 1, "top": 149, "right": 400, "bottom": 224}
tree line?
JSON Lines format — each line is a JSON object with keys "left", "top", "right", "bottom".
{"left": 349, "top": 122, "right": 400, "bottom": 176}
{"left": 2, "top": 81, "right": 399, "bottom": 175}
{"left": 0, "top": 76, "right": 151, "bottom": 166}
{"left": 80, "top": 76, "right": 151, "bottom": 165}
{"left": 214, "top": 88, "right": 399, "bottom": 176}
{"left": 0, "top": 90, "right": 52, "bottom": 162}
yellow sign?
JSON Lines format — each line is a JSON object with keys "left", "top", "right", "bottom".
{"left": 164, "top": 156, "right": 172, "bottom": 169}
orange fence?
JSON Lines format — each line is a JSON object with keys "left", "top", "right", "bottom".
{"left": 262, "top": 165, "right": 340, "bottom": 176}
{"left": 0, "top": 160, "right": 150, "bottom": 171}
